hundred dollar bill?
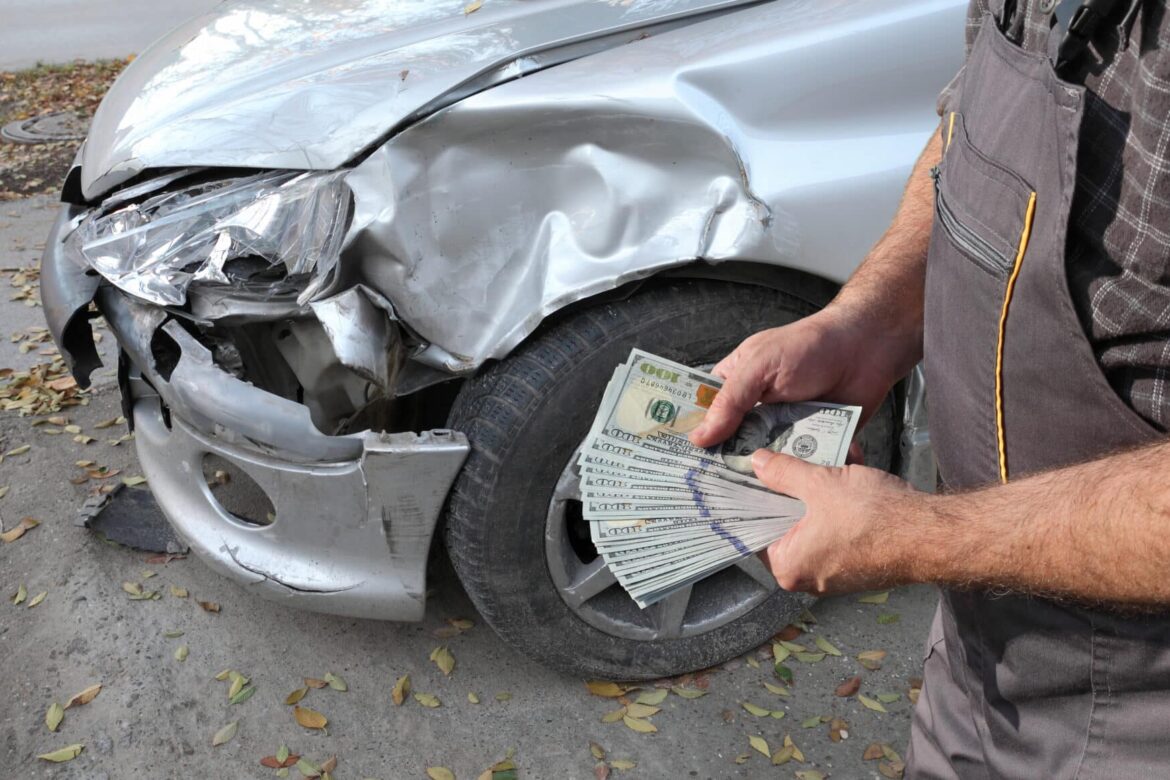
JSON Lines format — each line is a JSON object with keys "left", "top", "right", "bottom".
{"left": 580, "top": 348, "right": 862, "bottom": 608}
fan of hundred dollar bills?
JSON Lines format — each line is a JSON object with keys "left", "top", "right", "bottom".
{"left": 579, "top": 349, "right": 861, "bottom": 608}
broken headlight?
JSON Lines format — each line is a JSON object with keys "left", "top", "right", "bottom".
{"left": 65, "top": 170, "right": 351, "bottom": 307}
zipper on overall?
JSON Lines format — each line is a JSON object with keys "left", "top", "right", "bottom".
{"left": 932, "top": 165, "right": 1012, "bottom": 277}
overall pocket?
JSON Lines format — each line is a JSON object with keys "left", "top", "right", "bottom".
{"left": 924, "top": 113, "right": 1037, "bottom": 489}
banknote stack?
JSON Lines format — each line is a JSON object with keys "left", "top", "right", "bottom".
{"left": 579, "top": 349, "right": 861, "bottom": 608}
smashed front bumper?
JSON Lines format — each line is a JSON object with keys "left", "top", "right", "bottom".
{"left": 42, "top": 206, "right": 469, "bottom": 621}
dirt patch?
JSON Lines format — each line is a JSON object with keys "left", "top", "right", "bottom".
{"left": 0, "top": 60, "right": 129, "bottom": 201}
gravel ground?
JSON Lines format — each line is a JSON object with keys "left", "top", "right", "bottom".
{"left": 0, "top": 195, "right": 937, "bottom": 779}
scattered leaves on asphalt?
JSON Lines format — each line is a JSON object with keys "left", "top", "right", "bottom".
{"left": 858, "top": 650, "right": 887, "bottom": 671}
{"left": 0, "top": 515, "right": 38, "bottom": 542}
{"left": 622, "top": 715, "right": 656, "bottom": 733}
{"left": 671, "top": 686, "right": 706, "bottom": 699}
{"left": 635, "top": 688, "right": 668, "bottom": 706}
{"left": 835, "top": 676, "right": 862, "bottom": 697}
{"left": 45, "top": 701, "right": 63, "bottom": 732}
{"left": 858, "top": 694, "right": 888, "bottom": 713}
{"left": 430, "top": 646, "right": 455, "bottom": 676}
{"left": 391, "top": 675, "right": 410, "bottom": 706}
{"left": 624, "top": 703, "right": 659, "bottom": 719}
{"left": 814, "top": 636, "right": 842, "bottom": 656}
{"left": 230, "top": 685, "right": 256, "bottom": 705}
{"left": 211, "top": 721, "right": 238, "bottom": 747}
{"left": 64, "top": 683, "right": 101, "bottom": 709}
{"left": 858, "top": 591, "right": 891, "bottom": 604}
{"left": 585, "top": 680, "right": 627, "bottom": 698}
{"left": 741, "top": 701, "right": 770, "bottom": 717}
{"left": 286, "top": 686, "right": 309, "bottom": 705}
{"left": 294, "top": 705, "right": 328, "bottom": 728}
{"left": 37, "top": 743, "right": 84, "bottom": 762}
{"left": 414, "top": 693, "right": 441, "bottom": 709}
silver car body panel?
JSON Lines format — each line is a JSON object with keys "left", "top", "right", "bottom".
{"left": 80, "top": 0, "right": 763, "bottom": 199}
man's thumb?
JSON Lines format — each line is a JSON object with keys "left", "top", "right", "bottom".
{"left": 751, "top": 450, "right": 815, "bottom": 495}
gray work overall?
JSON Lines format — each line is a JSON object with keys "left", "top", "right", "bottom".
{"left": 909, "top": 4, "right": 1170, "bottom": 778}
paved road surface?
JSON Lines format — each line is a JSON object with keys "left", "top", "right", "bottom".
{"left": 0, "top": 0, "right": 224, "bottom": 70}
{"left": 0, "top": 196, "right": 936, "bottom": 778}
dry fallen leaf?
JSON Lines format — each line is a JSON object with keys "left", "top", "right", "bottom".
{"left": 430, "top": 646, "right": 455, "bottom": 676}
{"left": 12, "top": 584, "right": 26, "bottom": 605}
{"left": 763, "top": 682, "right": 790, "bottom": 697}
{"left": 785, "top": 734, "right": 806, "bottom": 762}
{"left": 590, "top": 741, "right": 606, "bottom": 760}
{"left": 671, "top": 686, "right": 705, "bottom": 699}
{"left": 829, "top": 716, "right": 849, "bottom": 742}
{"left": 304, "top": 677, "right": 327, "bottom": 689}
{"left": 585, "top": 680, "right": 626, "bottom": 698}
{"left": 879, "top": 759, "right": 906, "bottom": 779}
{"left": 427, "top": 768, "right": 455, "bottom": 780}
{"left": 877, "top": 692, "right": 901, "bottom": 703}
{"left": 859, "top": 591, "right": 891, "bottom": 604}
{"left": 814, "top": 636, "right": 842, "bottom": 656}
{"left": 169, "top": 585, "right": 188, "bottom": 598}
{"left": 324, "top": 672, "right": 347, "bottom": 691}
{"left": 624, "top": 703, "right": 659, "bottom": 719}
{"left": 211, "top": 721, "right": 238, "bottom": 746}
{"left": 198, "top": 600, "right": 220, "bottom": 613}
{"left": 45, "top": 701, "right": 64, "bottom": 732}
{"left": 733, "top": 754, "right": 750, "bottom": 765}
{"left": 749, "top": 735, "right": 770, "bottom": 757}
{"left": 296, "top": 757, "right": 321, "bottom": 777}
{"left": 227, "top": 672, "right": 248, "bottom": 699}
{"left": 594, "top": 764, "right": 610, "bottom": 780}
{"left": 391, "top": 674, "right": 410, "bottom": 705}
{"left": 741, "top": 702, "right": 770, "bottom": 717}
{"left": 174, "top": 645, "right": 188, "bottom": 662}
{"left": 635, "top": 688, "right": 668, "bottom": 706}
{"left": 877, "top": 613, "right": 900, "bottom": 625}
{"left": 64, "top": 683, "right": 101, "bottom": 709}
{"left": 600, "top": 707, "right": 626, "bottom": 723}
{"left": 795, "top": 770, "right": 826, "bottom": 780}
{"left": 864, "top": 742, "right": 886, "bottom": 760}
{"left": 0, "top": 516, "right": 39, "bottom": 543}
{"left": 622, "top": 715, "right": 657, "bottom": 733}
{"left": 294, "top": 705, "right": 328, "bottom": 728}
{"left": 463, "top": 0, "right": 483, "bottom": 13}
{"left": 320, "top": 755, "right": 337, "bottom": 773}
{"left": 857, "top": 650, "right": 887, "bottom": 671}
{"left": 37, "top": 743, "right": 84, "bottom": 762}
{"left": 858, "top": 694, "right": 888, "bottom": 713}
{"left": 771, "top": 745, "right": 796, "bottom": 765}
{"left": 835, "top": 676, "right": 862, "bottom": 698}
{"left": 468, "top": 692, "right": 480, "bottom": 704}
{"left": 286, "top": 687, "right": 309, "bottom": 705}
{"left": 495, "top": 691, "right": 511, "bottom": 702}
{"left": 610, "top": 759, "right": 636, "bottom": 771}
{"left": 414, "top": 693, "right": 441, "bottom": 708}
{"left": 230, "top": 685, "right": 255, "bottom": 705}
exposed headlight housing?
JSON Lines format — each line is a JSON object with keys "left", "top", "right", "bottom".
{"left": 65, "top": 170, "right": 351, "bottom": 307}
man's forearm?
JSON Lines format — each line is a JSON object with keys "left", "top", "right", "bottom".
{"left": 894, "top": 441, "right": 1170, "bottom": 605}
{"left": 829, "top": 127, "right": 942, "bottom": 380}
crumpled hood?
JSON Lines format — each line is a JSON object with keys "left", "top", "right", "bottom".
{"left": 80, "top": 0, "right": 751, "bottom": 200}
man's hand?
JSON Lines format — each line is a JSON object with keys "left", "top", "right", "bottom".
{"left": 752, "top": 448, "right": 919, "bottom": 596}
{"left": 689, "top": 309, "right": 901, "bottom": 448}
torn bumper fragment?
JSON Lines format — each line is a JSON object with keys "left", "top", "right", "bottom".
{"left": 42, "top": 211, "right": 469, "bottom": 621}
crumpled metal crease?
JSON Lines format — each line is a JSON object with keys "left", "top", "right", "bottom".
{"left": 66, "top": 170, "right": 351, "bottom": 307}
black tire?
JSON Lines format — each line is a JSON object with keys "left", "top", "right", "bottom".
{"left": 444, "top": 279, "right": 893, "bottom": 679}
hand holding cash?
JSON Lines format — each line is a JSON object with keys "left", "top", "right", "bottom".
{"left": 580, "top": 349, "right": 861, "bottom": 608}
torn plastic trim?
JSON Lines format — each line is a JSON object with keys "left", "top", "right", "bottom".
{"left": 132, "top": 394, "right": 469, "bottom": 620}
{"left": 97, "top": 286, "right": 364, "bottom": 462}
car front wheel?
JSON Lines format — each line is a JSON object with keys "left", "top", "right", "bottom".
{"left": 443, "top": 279, "right": 894, "bottom": 679}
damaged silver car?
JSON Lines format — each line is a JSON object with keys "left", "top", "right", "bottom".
{"left": 41, "top": 0, "right": 961, "bottom": 678}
